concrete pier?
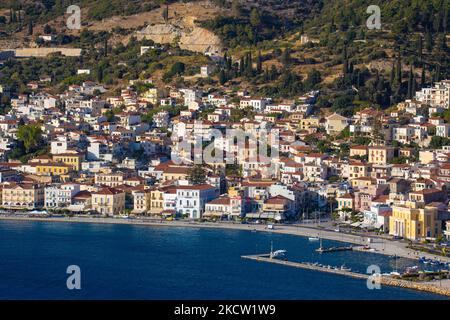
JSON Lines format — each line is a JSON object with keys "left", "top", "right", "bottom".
{"left": 241, "top": 254, "right": 368, "bottom": 279}
{"left": 241, "top": 254, "right": 450, "bottom": 297}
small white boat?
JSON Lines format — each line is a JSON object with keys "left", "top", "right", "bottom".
{"left": 390, "top": 271, "right": 401, "bottom": 276}
{"left": 340, "top": 265, "right": 351, "bottom": 271}
{"left": 308, "top": 236, "right": 320, "bottom": 241}
{"left": 270, "top": 250, "right": 287, "bottom": 259}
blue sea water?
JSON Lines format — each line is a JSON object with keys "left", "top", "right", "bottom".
{"left": 0, "top": 220, "right": 447, "bottom": 300}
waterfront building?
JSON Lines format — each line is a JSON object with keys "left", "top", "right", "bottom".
{"left": 91, "top": 187, "right": 126, "bottom": 216}
{"left": 389, "top": 202, "right": 442, "bottom": 240}
{"left": 1, "top": 183, "right": 44, "bottom": 209}
{"left": 175, "top": 184, "right": 218, "bottom": 219}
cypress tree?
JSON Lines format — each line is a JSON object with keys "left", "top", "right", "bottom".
{"left": 256, "top": 50, "right": 262, "bottom": 74}
{"left": 418, "top": 34, "right": 423, "bottom": 60}
{"left": 407, "top": 66, "right": 414, "bottom": 99}
{"left": 27, "top": 20, "right": 33, "bottom": 36}
{"left": 425, "top": 28, "right": 433, "bottom": 52}
{"left": 104, "top": 36, "right": 108, "bottom": 57}
{"left": 219, "top": 69, "right": 226, "bottom": 85}
{"left": 390, "top": 63, "right": 395, "bottom": 85}
{"left": 421, "top": 65, "right": 426, "bottom": 87}
{"left": 396, "top": 53, "right": 402, "bottom": 84}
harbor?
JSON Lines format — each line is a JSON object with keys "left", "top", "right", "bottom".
{"left": 241, "top": 252, "right": 450, "bottom": 297}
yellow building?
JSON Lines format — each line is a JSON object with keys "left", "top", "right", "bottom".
{"left": 325, "top": 113, "right": 349, "bottom": 135}
{"left": 141, "top": 88, "right": 159, "bottom": 104}
{"left": 350, "top": 177, "right": 376, "bottom": 189}
{"left": 35, "top": 162, "right": 71, "bottom": 176}
{"left": 53, "top": 153, "right": 84, "bottom": 171}
{"left": 368, "top": 146, "right": 395, "bottom": 165}
{"left": 348, "top": 161, "right": 370, "bottom": 179}
{"left": 419, "top": 151, "right": 435, "bottom": 164}
{"left": 300, "top": 117, "right": 320, "bottom": 132}
{"left": 337, "top": 193, "right": 354, "bottom": 211}
{"left": 149, "top": 188, "right": 167, "bottom": 215}
{"left": 91, "top": 187, "right": 125, "bottom": 216}
{"left": 95, "top": 172, "right": 124, "bottom": 187}
{"left": 389, "top": 203, "right": 442, "bottom": 240}
{"left": 1, "top": 183, "right": 44, "bottom": 209}
{"left": 161, "top": 167, "right": 189, "bottom": 183}
{"left": 349, "top": 145, "right": 368, "bottom": 158}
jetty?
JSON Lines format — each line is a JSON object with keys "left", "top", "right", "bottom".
{"left": 316, "top": 246, "right": 354, "bottom": 253}
{"left": 242, "top": 254, "right": 367, "bottom": 279}
{"left": 241, "top": 254, "right": 450, "bottom": 297}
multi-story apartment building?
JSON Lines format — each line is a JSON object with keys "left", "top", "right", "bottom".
{"left": 52, "top": 152, "right": 84, "bottom": 171}
{"left": 415, "top": 80, "right": 450, "bottom": 108}
{"left": 91, "top": 187, "right": 125, "bottom": 215}
{"left": 44, "top": 183, "right": 80, "bottom": 208}
{"left": 175, "top": 184, "right": 218, "bottom": 219}
{"left": 2, "top": 183, "right": 44, "bottom": 209}
{"left": 368, "top": 146, "right": 395, "bottom": 165}
{"left": 95, "top": 172, "right": 125, "bottom": 187}
{"left": 389, "top": 202, "right": 442, "bottom": 240}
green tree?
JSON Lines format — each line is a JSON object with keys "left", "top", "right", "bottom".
{"left": 27, "top": 20, "right": 33, "bottom": 36}
{"left": 162, "top": 5, "right": 169, "bottom": 23}
{"left": 250, "top": 8, "right": 261, "bottom": 28}
{"left": 17, "top": 124, "right": 42, "bottom": 152}
{"left": 188, "top": 165, "right": 207, "bottom": 185}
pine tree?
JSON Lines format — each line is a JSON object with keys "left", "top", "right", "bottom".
{"left": 188, "top": 165, "right": 207, "bottom": 185}
{"left": 231, "top": 0, "right": 241, "bottom": 18}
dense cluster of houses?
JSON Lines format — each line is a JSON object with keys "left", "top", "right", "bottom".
{"left": 0, "top": 78, "right": 450, "bottom": 242}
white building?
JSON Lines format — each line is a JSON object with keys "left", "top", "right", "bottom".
{"left": 436, "top": 124, "right": 450, "bottom": 138}
{"left": 175, "top": 184, "right": 218, "bottom": 219}
{"left": 44, "top": 184, "right": 80, "bottom": 209}
{"left": 415, "top": 80, "right": 450, "bottom": 108}
{"left": 153, "top": 110, "right": 170, "bottom": 128}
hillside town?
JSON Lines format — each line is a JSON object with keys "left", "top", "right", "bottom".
{"left": 0, "top": 69, "right": 450, "bottom": 244}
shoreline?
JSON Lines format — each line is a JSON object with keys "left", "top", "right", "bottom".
{"left": 2, "top": 215, "right": 450, "bottom": 298}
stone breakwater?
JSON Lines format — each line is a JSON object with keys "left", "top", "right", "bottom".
{"left": 380, "top": 277, "right": 450, "bottom": 297}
